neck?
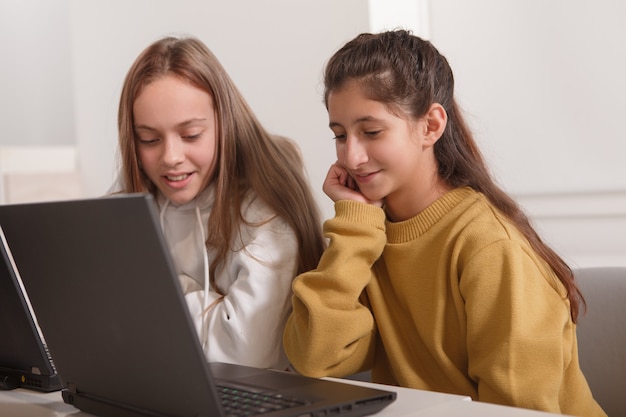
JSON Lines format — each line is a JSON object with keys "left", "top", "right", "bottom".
{"left": 384, "top": 178, "right": 451, "bottom": 222}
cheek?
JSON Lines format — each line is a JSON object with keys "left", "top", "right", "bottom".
{"left": 197, "top": 139, "right": 218, "bottom": 171}
{"left": 136, "top": 147, "right": 158, "bottom": 173}
{"left": 377, "top": 138, "right": 408, "bottom": 161}
{"left": 136, "top": 148, "right": 148, "bottom": 167}
{"left": 203, "top": 150, "right": 217, "bottom": 171}
{"left": 335, "top": 141, "right": 344, "bottom": 159}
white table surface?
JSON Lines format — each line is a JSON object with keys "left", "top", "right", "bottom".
{"left": 0, "top": 379, "right": 571, "bottom": 417}
{"left": 410, "top": 400, "right": 576, "bottom": 416}
{"left": 324, "top": 378, "right": 571, "bottom": 417}
{"left": 324, "top": 377, "right": 470, "bottom": 417}
{"left": 0, "top": 388, "right": 79, "bottom": 416}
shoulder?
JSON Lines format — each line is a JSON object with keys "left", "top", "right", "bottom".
{"left": 229, "top": 191, "right": 298, "bottom": 265}
{"left": 241, "top": 191, "right": 281, "bottom": 222}
{"left": 451, "top": 192, "right": 566, "bottom": 295}
{"left": 450, "top": 189, "right": 525, "bottom": 245}
{"left": 239, "top": 191, "right": 296, "bottom": 238}
{"left": 446, "top": 190, "right": 542, "bottom": 268}
{"left": 394, "top": 187, "right": 519, "bottom": 245}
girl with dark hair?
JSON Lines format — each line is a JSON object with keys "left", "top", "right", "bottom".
{"left": 283, "top": 30, "right": 605, "bottom": 416}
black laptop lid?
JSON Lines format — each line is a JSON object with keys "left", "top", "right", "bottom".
{"left": 0, "top": 194, "right": 223, "bottom": 416}
{"left": 0, "top": 228, "right": 62, "bottom": 392}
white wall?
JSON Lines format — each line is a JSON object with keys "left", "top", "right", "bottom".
{"left": 0, "top": 0, "right": 75, "bottom": 146}
{"left": 430, "top": 0, "right": 626, "bottom": 195}
{"left": 1, "top": 0, "right": 624, "bottom": 267}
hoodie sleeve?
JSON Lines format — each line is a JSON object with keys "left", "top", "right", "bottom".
{"left": 186, "top": 195, "right": 299, "bottom": 370}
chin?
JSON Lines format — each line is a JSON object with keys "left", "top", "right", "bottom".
{"left": 360, "top": 189, "right": 387, "bottom": 203}
{"left": 163, "top": 191, "right": 196, "bottom": 206}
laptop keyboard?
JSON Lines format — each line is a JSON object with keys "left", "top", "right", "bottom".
{"left": 217, "top": 384, "right": 309, "bottom": 417}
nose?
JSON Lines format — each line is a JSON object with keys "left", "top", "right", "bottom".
{"left": 162, "top": 137, "right": 185, "bottom": 167}
{"left": 341, "top": 137, "right": 368, "bottom": 170}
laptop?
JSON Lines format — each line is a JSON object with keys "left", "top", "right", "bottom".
{"left": 0, "top": 193, "right": 396, "bottom": 417}
{"left": 0, "top": 226, "right": 63, "bottom": 392}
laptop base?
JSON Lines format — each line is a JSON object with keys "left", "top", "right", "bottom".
{"left": 0, "top": 367, "right": 62, "bottom": 392}
{"left": 62, "top": 388, "right": 187, "bottom": 417}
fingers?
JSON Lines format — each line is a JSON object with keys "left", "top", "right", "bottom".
{"left": 323, "top": 162, "right": 371, "bottom": 204}
{"left": 345, "top": 173, "right": 358, "bottom": 192}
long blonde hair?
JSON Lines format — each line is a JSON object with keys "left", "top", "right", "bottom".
{"left": 117, "top": 36, "right": 324, "bottom": 288}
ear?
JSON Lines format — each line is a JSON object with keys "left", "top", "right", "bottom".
{"left": 422, "top": 103, "right": 447, "bottom": 146}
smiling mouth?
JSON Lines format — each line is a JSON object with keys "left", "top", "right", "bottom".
{"left": 165, "top": 174, "right": 190, "bottom": 182}
{"left": 354, "top": 170, "right": 380, "bottom": 181}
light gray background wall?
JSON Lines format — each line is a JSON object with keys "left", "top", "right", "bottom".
{"left": 430, "top": 0, "right": 626, "bottom": 195}
{"left": 0, "top": 0, "right": 74, "bottom": 146}
{"left": 1, "top": 0, "right": 624, "bottom": 267}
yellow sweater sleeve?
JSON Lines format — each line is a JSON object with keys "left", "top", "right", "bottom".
{"left": 283, "top": 200, "right": 386, "bottom": 377}
{"left": 458, "top": 235, "right": 604, "bottom": 416}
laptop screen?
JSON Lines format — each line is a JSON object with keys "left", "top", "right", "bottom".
{"left": 0, "top": 227, "right": 62, "bottom": 392}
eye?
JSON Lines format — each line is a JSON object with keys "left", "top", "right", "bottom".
{"left": 331, "top": 129, "right": 346, "bottom": 141}
{"left": 137, "top": 137, "right": 159, "bottom": 145}
{"left": 182, "top": 133, "right": 201, "bottom": 140}
{"left": 364, "top": 130, "right": 381, "bottom": 138}
{"left": 181, "top": 129, "right": 204, "bottom": 140}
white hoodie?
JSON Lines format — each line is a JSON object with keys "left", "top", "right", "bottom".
{"left": 156, "top": 185, "right": 298, "bottom": 370}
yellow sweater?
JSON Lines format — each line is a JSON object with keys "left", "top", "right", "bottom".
{"left": 284, "top": 187, "right": 605, "bottom": 417}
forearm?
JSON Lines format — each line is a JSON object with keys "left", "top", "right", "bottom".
{"left": 284, "top": 201, "right": 386, "bottom": 377}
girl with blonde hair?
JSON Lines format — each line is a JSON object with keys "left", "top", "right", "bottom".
{"left": 115, "top": 35, "right": 324, "bottom": 370}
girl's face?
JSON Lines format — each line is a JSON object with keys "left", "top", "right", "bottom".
{"left": 327, "top": 79, "right": 444, "bottom": 220}
{"left": 133, "top": 75, "right": 217, "bottom": 206}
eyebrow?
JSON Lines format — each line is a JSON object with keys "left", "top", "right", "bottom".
{"left": 134, "top": 117, "right": 208, "bottom": 131}
{"left": 328, "top": 115, "right": 382, "bottom": 129}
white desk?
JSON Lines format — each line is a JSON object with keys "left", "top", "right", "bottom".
{"left": 0, "top": 388, "right": 79, "bottom": 416}
{"left": 0, "top": 381, "right": 571, "bottom": 417}
{"left": 326, "top": 378, "right": 572, "bottom": 417}
{"left": 410, "top": 400, "right": 576, "bottom": 416}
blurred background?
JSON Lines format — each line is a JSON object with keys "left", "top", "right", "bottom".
{"left": 1, "top": 0, "right": 624, "bottom": 267}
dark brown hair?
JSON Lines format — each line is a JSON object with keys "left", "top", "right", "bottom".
{"left": 323, "top": 30, "right": 583, "bottom": 321}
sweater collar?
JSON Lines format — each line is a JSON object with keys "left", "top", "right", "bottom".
{"left": 385, "top": 187, "right": 476, "bottom": 243}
